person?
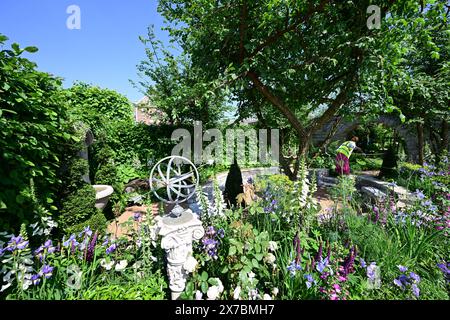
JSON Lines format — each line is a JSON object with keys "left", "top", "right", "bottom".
{"left": 335, "top": 136, "right": 364, "bottom": 175}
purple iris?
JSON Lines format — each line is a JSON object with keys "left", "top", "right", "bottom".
{"left": 411, "top": 284, "right": 420, "bottom": 298}
{"left": 316, "top": 257, "right": 329, "bottom": 274}
{"left": 79, "top": 226, "right": 92, "bottom": 238}
{"left": 217, "top": 228, "right": 225, "bottom": 238}
{"left": 6, "top": 235, "right": 29, "bottom": 251}
{"left": 409, "top": 272, "right": 420, "bottom": 283}
{"left": 106, "top": 243, "right": 117, "bottom": 254}
{"left": 63, "top": 234, "right": 79, "bottom": 248}
{"left": 40, "top": 265, "right": 54, "bottom": 279}
{"left": 415, "top": 190, "right": 425, "bottom": 200}
{"left": 304, "top": 274, "right": 315, "bottom": 288}
{"left": 133, "top": 212, "right": 142, "bottom": 221}
{"left": 398, "top": 265, "right": 408, "bottom": 273}
{"left": 359, "top": 258, "right": 367, "bottom": 268}
{"left": 31, "top": 274, "right": 41, "bottom": 285}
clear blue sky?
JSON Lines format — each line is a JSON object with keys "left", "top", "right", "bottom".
{"left": 0, "top": 0, "right": 170, "bottom": 103}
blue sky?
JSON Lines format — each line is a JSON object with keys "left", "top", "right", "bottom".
{"left": 0, "top": 0, "right": 170, "bottom": 103}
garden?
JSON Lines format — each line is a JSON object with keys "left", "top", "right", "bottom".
{"left": 0, "top": 0, "right": 449, "bottom": 301}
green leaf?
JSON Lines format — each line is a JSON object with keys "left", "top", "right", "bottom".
{"left": 0, "top": 34, "right": 9, "bottom": 42}
{"left": 11, "top": 43, "right": 21, "bottom": 54}
{"left": 24, "top": 46, "right": 39, "bottom": 53}
{"left": 229, "top": 246, "right": 237, "bottom": 256}
{"left": 201, "top": 281, "right": 208, "bottom": 294}
{"left": 200, "top": 271, "right": 208, "bottom": 281}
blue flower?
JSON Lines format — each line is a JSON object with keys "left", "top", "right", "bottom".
{"left": 217, "top": 228, "right": 225, "bottom": 238}
{"left": 304, "top": 274, "right": 315, "bottom": 288}
{"left": 63, "top": 234, "right": 78, "bottom": 248}
{"left": 287, "top": 261, "right": 302, "bottom": 276}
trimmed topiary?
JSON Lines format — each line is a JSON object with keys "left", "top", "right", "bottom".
{"left": 223, "top": 158, "right": 244, "bottom": 208}
{"left": 58, "top": 184, "right": 97, "bottom": 230}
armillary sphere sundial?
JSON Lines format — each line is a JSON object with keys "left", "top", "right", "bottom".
{"left": 149, "top": 155, "right": 199, "bottom": 220}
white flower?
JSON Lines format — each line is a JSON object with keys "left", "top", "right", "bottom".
{"left": 207, "top": 286, "right": 221, "bottom": 300}
{"left": 263, "top": 294, "right": 272, "bottom": 300}
{"left": 248, "top": 271, "right": 256, "bottom": 282}
{"left": 195, "top": 290, "right": 203, "bottom": 300}
{"left": 272, "top": 287, "right": 279, "bottom": 296}
{"left": 264, "top": 253, "right": 276, "bottom": 264}
{"left": 100, "top": 258, "right": 115, "bottom": 271}
{"left": 233, "top": 286, "right": 241, "bottom": 300}
{"left": 115, "top": 259, "right": 128, "bottom": 271}
{"left": 249, "top": 289, "right": 259, "bottom": 300}
{"left": 213, "top": 278, "right": 224, "bottom": 293}
{"left": 268, "top": 241, "right": 278, "bottom": 252}
{"left": 183, "top": 256, "right": 198, "bottom": 273}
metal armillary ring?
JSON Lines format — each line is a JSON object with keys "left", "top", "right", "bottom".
{"left": 149, "top": 156, "right": 199, "bottom": 217}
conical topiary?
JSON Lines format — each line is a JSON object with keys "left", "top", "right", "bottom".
{"left": 223, "top": 157, "right": 243, "bottom": 208}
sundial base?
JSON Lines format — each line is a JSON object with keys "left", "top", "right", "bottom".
{"left": 157, "top": 207, "right": 205, "bottom": 300}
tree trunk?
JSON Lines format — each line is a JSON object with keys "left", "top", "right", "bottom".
{"left": 417, "top": 121, "right": 424, "bottom": 165}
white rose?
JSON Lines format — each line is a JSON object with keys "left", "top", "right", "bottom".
{"left": 195, "top": 290, "right": 203, "bottom": 300}
{"left": 183, "top": 256, "right": 198, "bottom": 273}
{"left": 115, "top": 259, "right": 128, "bottom": 271}
{"left": 268, "top": 241, "right": 278, "bottom": 252}
{"left": 272, "top": 287, "right": 279, "bottom": 296}
{"left": 263, "top": 294, "right": 272, "bottom": 300}
{"left": 264, "top": 253, "right": 276, "bottom": 264}
{"left": 212, "top": 278, "right": 224, "bottom": 293}
{"left": 207, "top": 285, "right": 221, "bottom": 300}
{"left": 233, "top": 286, "right": 241, "bottom": 300}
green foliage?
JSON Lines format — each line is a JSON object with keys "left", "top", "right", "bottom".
{"left": 65, "top": 212, "right": 108, "bottom": 236}
{"left": 81, "top": 276, "right": 167, "bottom": 300}
{"left": 58, "top": 185, "right": 97, "bottom": 231}
{"left": 0, "top": 35, "right": 74, "bottom": 232}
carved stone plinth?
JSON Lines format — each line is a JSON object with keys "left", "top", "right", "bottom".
{"left": 157, "top": 209, "right": 204, "bottom": 300}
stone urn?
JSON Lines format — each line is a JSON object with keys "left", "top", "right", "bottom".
{"left": 93, "top": 185, "right": 114, "bottom": 210}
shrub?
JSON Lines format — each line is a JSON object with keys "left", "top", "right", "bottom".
{"left": 58, "top": 184, "right": 97, "bottom": 231}
{"left": 0, "top": 35, "right": 74, "bottom": 232}
{"left": 65, "top": 212, "right": 108, "bottom": 236}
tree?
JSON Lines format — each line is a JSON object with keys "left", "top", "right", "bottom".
{"left": 154, "top": 0, "right": 425, "bottom": 179}
{"left": 135, "top": 26, "right": 230, "bottom": 127}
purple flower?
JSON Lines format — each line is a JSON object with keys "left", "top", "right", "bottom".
{"left": 217, "top": 228, "right": 225, "bottom": 238}
{"left": 106, "top": 243, "right": 117, "bottom": 254}
{"left": 79, "top": 226, "right": 92, "bottom": 238}
{"left": 367, "top": 262, "right": 378, "bottom": 281}
{"left": 63, "top": 234, "right": 78, "bottom": 248}
{"left": 398, "top": 265, "right": 408, "bottom": 273}
{"left": 359, "top": 258, "right": 366, "bottom": 268}
{"left": 206, "top": 226, "right": 216, "bottom": 236}
{"left": 316, "top": 257, "right": 329, "bottom": 274}
{"left": 393, "top": 278, "right": 404, "bottom": 289}
{"left": 133, "top": 212, "right": 142, "bottom": 221}
{"left": 409, "top": 272, "right": 420, "bottom": 283}
{"left": 40, "top": 265, "right": 54, "bottom": 279}
{"left": 6, "top": 235, "right": 29, "bottom": 251}
{"left": 304, "top": 274, "right": 315, "bottom": 288}
{"left": 31, "top": 274, "right": 41, "bottom": 285}
{"left": 411, "top": 284, "right": 420, "bottom": 298}
{"left": 102, "top": 236, "right": 109, "bottom": 247}
{"left": 287, "top": 261, "right": 302, "bottom": 276}
{"left": 315, "top": 241, "right": 323, "bottom": 262}
{"left": 415, "top": 190, "right": 425, "bottom": 200}
{"left": 86, "top": 231, "right": 98, "bottom": 262}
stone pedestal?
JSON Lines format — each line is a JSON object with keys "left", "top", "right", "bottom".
{"left": 157, "top": 209, "right": 204, "bottom": 300}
